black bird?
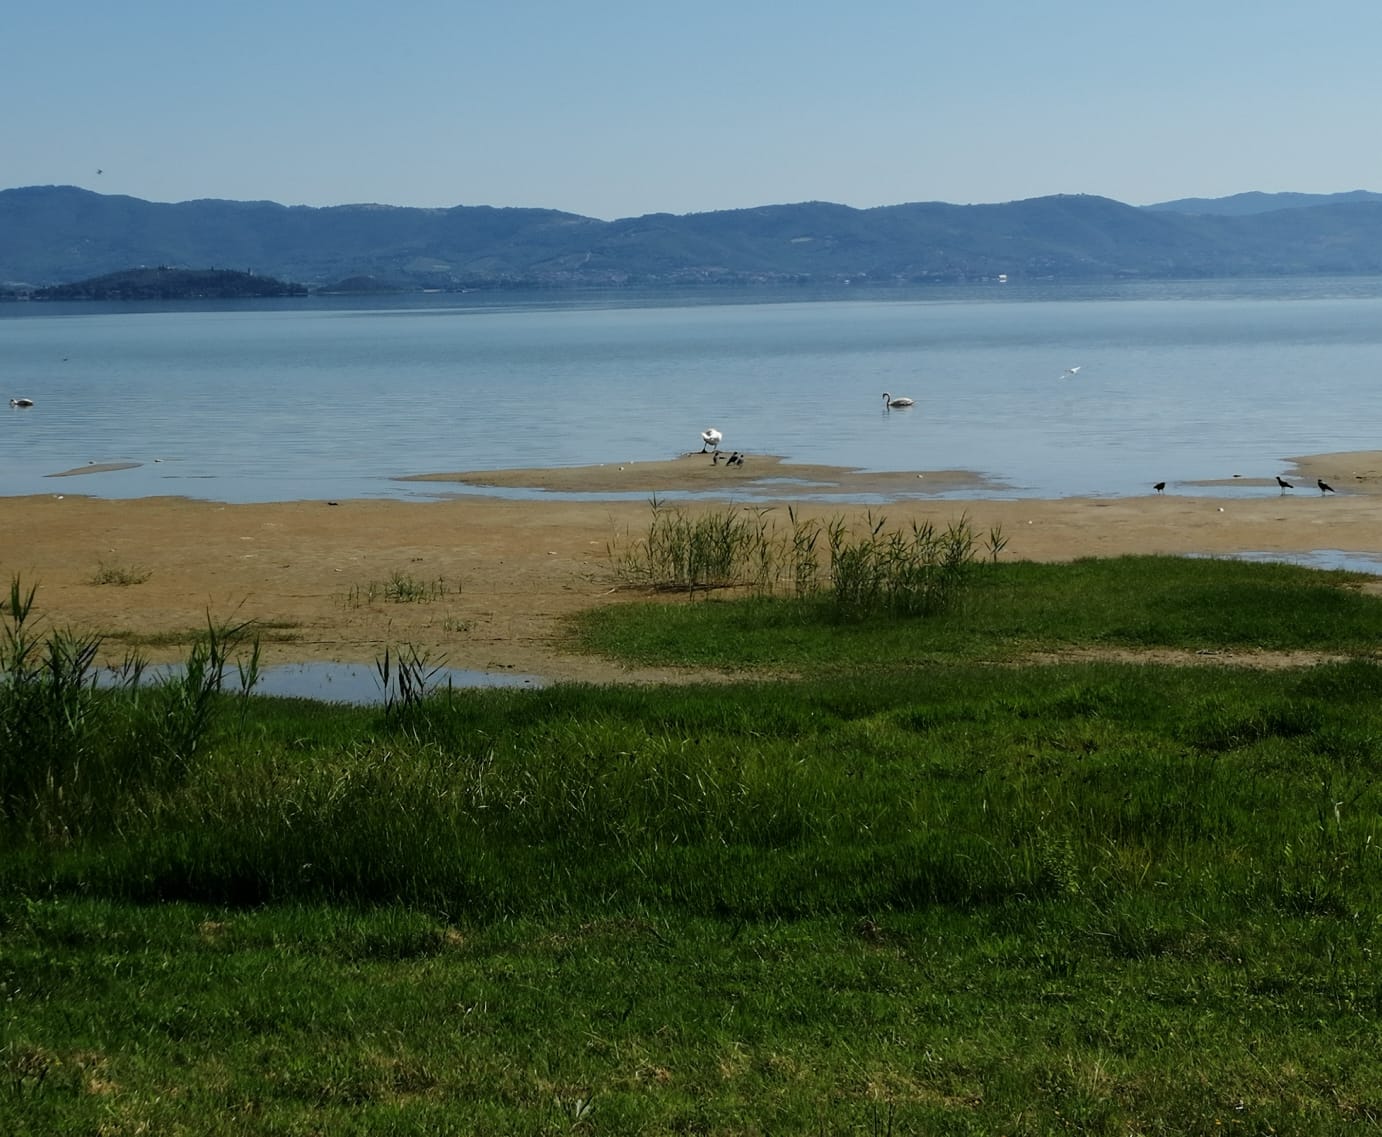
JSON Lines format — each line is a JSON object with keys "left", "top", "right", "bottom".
{"left": 1276, "top": 476, "right": 1294, "bottom": 492}
{"left": 728, "top": 452, "right": 745, "bottom": 467}
{"left": 1153, "top": 481, "right": 1165, "bottom": 494}
{"left": 1318, "top": 478, "right": 1336, "bottom": 494}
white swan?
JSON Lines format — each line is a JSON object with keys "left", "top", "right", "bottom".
{"left": 9, "top": 397, "right": 34, "bottom": 408}
{"left": 700, "top": 427, "right": 723, "bottom": 452}
{"left": 882, "top": 392, "right": 914, "bottom": 408}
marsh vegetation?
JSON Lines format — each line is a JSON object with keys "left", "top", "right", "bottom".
{"left": 4, "top": 557, "right": 1382, "bottom": 1132}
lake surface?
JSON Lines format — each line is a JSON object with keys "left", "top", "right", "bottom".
{"left": 5, "top": 277, "right": 1382, "bottom": 503}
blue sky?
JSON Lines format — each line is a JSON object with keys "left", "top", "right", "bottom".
{"left": 6, "top": 1, "right": 1381, "bottom": 219}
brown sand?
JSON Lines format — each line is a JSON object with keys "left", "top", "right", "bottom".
{"left": 7, "top": 450, "right": 1382, "bottom": 685}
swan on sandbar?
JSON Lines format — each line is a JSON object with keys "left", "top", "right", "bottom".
{"left": 700, "top": 427, "right": 723, "bottom": 452}
{"left": 882, "top": 392, "right": 914, "bottom": 408}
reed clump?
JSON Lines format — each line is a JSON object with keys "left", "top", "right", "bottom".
{"left": 88, "top": 560, "right": 151, "bottom": 586}
{"left": 341, "top": 572, "right": 457, "bottom": 607}
{"left": 611, "top": 499, "right": 986, "bottom": 616}
{"left": 0, "top": 578, "right": 262, "bottom": 838}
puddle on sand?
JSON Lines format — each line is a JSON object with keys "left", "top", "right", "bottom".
{"left": 101, "top": 661, "right": 544, "bottom": 705}
{"left": 249, "top": 662, "right": 544, "bottom": 703}
{"left": 1198, "top": 549, "right": 1382, "bottom": 575}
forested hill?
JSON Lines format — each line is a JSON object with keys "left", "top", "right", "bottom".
{"left": 5, "top": 184, "right": 1382, "bottom": 291}
{"left": 27, "top": 267, "right": 307, "bottom": 301}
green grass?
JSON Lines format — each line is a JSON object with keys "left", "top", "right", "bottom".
{"left": 575, "top": 553, "right": 1382, "bottom": 670}
{"left": 5, "top": 557, "right": 1382, "bottom": 1132}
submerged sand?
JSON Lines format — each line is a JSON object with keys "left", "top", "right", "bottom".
{"left": 5, "top": 450, "right": 1382, "bottom": 685}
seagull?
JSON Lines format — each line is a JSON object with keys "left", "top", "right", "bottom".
{"left": 1062, "top": 366, "right": 1082, "bottom": 378}
{"left": 882, "top": 392, "right": 915, "bottom": 408}
{"left": 700, "top": 427, "right": 722, "bottom": 453}
{"left": 1153, "top": 481, "right": 1165, "bottom": 493}
{"left": 9, "top": 397, "right": 34, "bottom": 408}
{"left": 1276, "top": 476, "right": 1294, "bottom": 492}
{"left": 1318, "top": 478, "right": 1336, "bottom": 494}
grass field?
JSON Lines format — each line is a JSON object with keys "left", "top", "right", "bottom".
{"left": 4, "top": 556, "right": 1382, "bottom": 1133}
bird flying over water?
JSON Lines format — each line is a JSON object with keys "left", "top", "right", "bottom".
{"left": 700, "top": 427, "right": 722, "bottom": 453}
{"left": 1318, "top": 478, "right": 1336, "bottom": 494}
{"left": 1063, "top": 366, "right": 1082, "bottom": 378}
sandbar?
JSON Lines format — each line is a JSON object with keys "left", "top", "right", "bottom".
{"left": 399, "top": 453, "right": 1008, "bottom": 496}
{"left": 46, "top": 462, "right": 143, "bottom": 478}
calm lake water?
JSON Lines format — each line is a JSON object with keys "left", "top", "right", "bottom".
{"left": 4, "top": 277, "right": 1382, "bottom": 503}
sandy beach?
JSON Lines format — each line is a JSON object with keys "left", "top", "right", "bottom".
{"left": 6, "top": 450, "right": 1382, "bottom": 684}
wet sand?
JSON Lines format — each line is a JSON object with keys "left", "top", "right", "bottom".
{"left": 399, "top": 453, "right": 1009, "bottom": 496}
{"left": 6, "top": 450, "right": 1382, "bottom": 684}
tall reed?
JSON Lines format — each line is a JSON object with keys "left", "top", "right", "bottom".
{"left": 825, "top": 513, "right": 977, "bottom": 619}
{"left": 611, "top": 497, "right": 779, "bottom": 595}
{"left": 0, "top": 580, "right": 262, "bottom": 839}
{"left": 611, "top": 501, "right": 981, "bottom": 616}
{"left": 0, "top": 578, "right": 107, "bottom": 829}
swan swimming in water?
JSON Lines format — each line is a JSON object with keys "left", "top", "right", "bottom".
{"left": 881, "top": 392, "right": 914, "bottom": 408}
{"left": 700, "top": 427, "right": 723, "bottom": 452}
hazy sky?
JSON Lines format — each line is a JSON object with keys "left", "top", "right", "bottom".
{"left": 7, "top": 1, "right": 1381, "bottom": 219}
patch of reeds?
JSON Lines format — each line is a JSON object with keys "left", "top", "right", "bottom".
{"left": 0, "top": 578, "right": 262, "bottom": 838}
{"left": 87, "top": 560, "right": 151, "bottom": 586}
{"left": 375, "top": 643, "right": 448, "bottom": 720}
{"left": 609, "top": 498, "right": 781, "bottom": 595}
{"left": 341, "top": 572, "right": 457, "bottom": 607}
{"left": 825, "top": 512, "right": 977, "bottom": 619}
{"left": 610, "top": 498, "right": 983, "bottom": 616}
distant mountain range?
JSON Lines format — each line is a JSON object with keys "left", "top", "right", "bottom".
{"left": 1143, "top": 190, "right": 1382, "bottom": 216}
{"left": 5, "top": 185, "right": 1382, "bottom": 292}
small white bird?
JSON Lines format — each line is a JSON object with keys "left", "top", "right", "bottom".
{"left": 1062, "top": 366, "right": 1082, "bottom": 378}
{"left": 882, "top": 392, "right": 914, "bottom": 408}
{"left": 700, "top": 427, "right": 723, "bottom": 452}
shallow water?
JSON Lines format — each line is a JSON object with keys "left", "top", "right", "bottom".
{"left": 1198, "top": 549, "right": 1382, "bottom": 575}
{"left": 6, "top": 278, "right": 1382, "bottom": 502}
{"left": 101, "top": 661, "right": 543, "bottom": 705}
